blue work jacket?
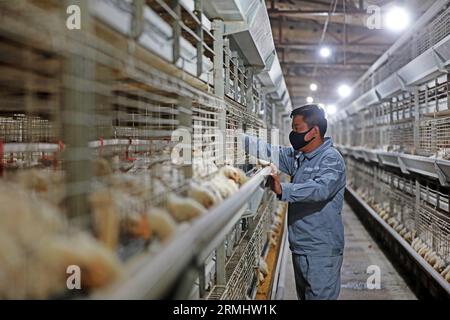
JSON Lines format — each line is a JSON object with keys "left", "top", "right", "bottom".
{"left": 243, "top": 135, "right": 346, "bottom": 256}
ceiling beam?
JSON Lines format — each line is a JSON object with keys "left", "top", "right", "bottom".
{"left": 269, "top": 12, "right": 367, "bottom": 26}
{"left": 291, "top": 0, "right": 336, "bottom": 8}
{"left": 281, "top": 62, "right": 372, "bottom": 69}
{"left": 274, "top": 42, "right": 390, "bottom": 55}
{"left": 279, "top": 48, "right": 378, "bottom": 63}
{"left": 268, "top": 8, "right": 366, "bottom": 15}
{"left": 284, "top": 69, "right": 365, "bottom": 78}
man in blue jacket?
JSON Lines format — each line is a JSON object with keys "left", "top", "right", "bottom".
{"left": 242, "top": 104, "right": 346, "bottom": 300}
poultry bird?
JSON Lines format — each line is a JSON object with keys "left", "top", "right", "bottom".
{"left": 147, "top": 207, "right": 177, "bottom": 242}
{"left": 166, "top": 193, "right": 206, "bottom": 222}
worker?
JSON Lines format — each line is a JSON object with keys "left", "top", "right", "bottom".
{"left": 241, "top": 104, "right": 346, "bottom": 300}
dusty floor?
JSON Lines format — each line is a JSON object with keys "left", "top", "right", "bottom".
{"left": 283, "top": 201, "right": 417, "bottom": 300}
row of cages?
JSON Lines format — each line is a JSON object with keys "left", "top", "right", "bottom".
{"left": 138, "top": 0, "right": 266, "bottom": 115}
{"left": 0, "top": 0, "right": 288, "bottom": 299}
{"left": 345, "top": 157, "right": 450, "bottom": 283}
{"left": 330, "top": 74, "right": 450, "bottom": 158}
{"left": 205, "top": 193, "right": 281, "bottom": 300}
{"left": 357, "top": 3, "right": 450, "bottom": 96}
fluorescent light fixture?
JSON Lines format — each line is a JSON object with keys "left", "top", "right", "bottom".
{"left": 385, "top": 6, "right": 410, "bottom": 32}
{"left": 337, "top": 84, "right": 352, "bottom": 98}
{"left": 319, "top": 46, "right": 331, "bottom": 58}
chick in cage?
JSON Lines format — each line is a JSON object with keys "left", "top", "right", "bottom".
{"left": 0, "top": 183, "right": 123, "bottom": 299}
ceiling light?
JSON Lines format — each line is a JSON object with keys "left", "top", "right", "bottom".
{"left": 319, "top": 46, "right": 331, "bottom": 58}
{"left": 310, "top": 83, "right": 318, "bottom": 91}
{"left": 306, "top": 96, "right": 314, "bottom": 103}
{"left": 385, "top": 6, "right": 410, "bottom": 32}
{"left": 337, "top": 84, "right": 352, "bottom": 98}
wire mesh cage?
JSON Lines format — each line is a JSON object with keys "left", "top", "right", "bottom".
{"left": 0, "top": 0, "right": 287, "bottom": 300}
{"left": 345, "top": 155, "right": 450, "bottom": 268}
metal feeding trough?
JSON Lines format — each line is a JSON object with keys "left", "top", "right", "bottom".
{"left": 399, "top": 154, "right": 439, "bottom": 180}
{"left": 351, "top": 147, "right": 364, "bottom": 160}
{"left": 363, "top": 149, "right": 379, "bottom": 163}
{"left": 378, "top": 152, "right": 401, "bottom": 168}
{"left": 435, "top": 159, "right": 450, "bottom": 187}
{"left": 353, "top": 147, "right": 366, "bottom": 161}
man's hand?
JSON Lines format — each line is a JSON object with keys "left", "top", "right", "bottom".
{"left": 270, "top": 163, "right": 282, "bottom": 196}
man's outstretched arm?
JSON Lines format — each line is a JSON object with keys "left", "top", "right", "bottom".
{"left": 240, "top": 133, "right": 293, "bottom": 175}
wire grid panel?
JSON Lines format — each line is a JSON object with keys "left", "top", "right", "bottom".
{"left": 220, "top": 196, "right": 274, "bottom": 300}
{"left": 0, "top": 115, "right": 57, "bottom": 143}
{"left": 344, "top": 151, "right": 450, "bottom": 265}
{"left": 386, "top": 121, "right": 413, "bottom": 153}
{"left": 351, "top": 5, "right": 450, "bottom": 97}
{"left": 391, "top": 175, "right": 416, "bottom": 229}
{"left": 416, "top": 5, "right": 450, "bottom": 56}
{"left": 0, "top": 11, "right": 62, "bottom": 168}
{"left": 435, "top": 76, "right": 449, "bottom": 113}
{"left": 0, "top": 0, "right": 208, "bottom": 249}
{"left": 112, "top": 82, "right": 179, "bottom": 140}
{"left": 193, "top": 101, "right": 221, "bottom": 178}
{"left": 225, "top": 101, "right": 245, "bottom": 166}
{"left": 419, "top": 116, "right": 450, "bottom": 157}
{"left": 259, "top": 193, "right": 276, "bottom": 251}
{"left": 392, "top": 93, "right": 414, "bottom": 122}
{"left": 109, "top": 80, "right": 188, "bottom": 204}
{"left": 419, "top": 76, "right": 449, "bottom": 115}
{"left": 418, "top": 204, "right": 450, "bottom": 263}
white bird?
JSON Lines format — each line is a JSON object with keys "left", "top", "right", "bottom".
{"left": 418, "top": 245, "right": 430, "bottom": 257}
{"left": 441, "top": 265, "right": 450, "bottom": 278}
{"left": 255, "top": 269, "right": 265, "bottom": 285}
{"left": 219, "top": 165, "right": 249, "bottom": 186}
{"left": 14, "top": 169, "right": 65, "bottom": 207}
{"left": 259, "top": 257, "right": 269, "bottom": 277}
{"left": 267, "top": 230, "right": 277, "bottom": 247}
{"left": 0, "top": 183, "right": 123, "bottom": 298}
{"left": 426, "top": 252, "right": 438, "bottom": 265}
{"left": 257, "top": 159, "right": 271, "bottom": 167}
{"left": 39, "top": 232, "right": 123, "bottom": 291}
{"left": 166, "top": 193, "right": 206, "bottom": 222}
{"left": 209, "top": 174, "right": 238, "bottom": 199}
{"left": 433, "top": 258, "right": 445, "bottom": 273}
{"left": 411, "top": 238, "right": 422, "bottom": 250}
{"left": 403, "top": 231, "right": 413, "bottom": 243}
{"left": 147, "top": 208, "right": 177, "bottom": 243}
{"left": 394, "top": 223, "right": 404, "bottom": 232}
{"left": 219, "top": 165, "right": 239, "bottom": 182}
{"left": 89, "top": 189, "right": 120, "bottom": 250}
{"left": 93, "top": 158, "right": 113, "bottom": 177}
{"left": 188, "top": 182, "right": 220, "bottom": 209}
{"left": 399, "top": 228, "right": 407, "bottom": 237}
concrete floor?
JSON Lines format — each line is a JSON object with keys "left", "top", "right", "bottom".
{"left": 283, "top": 201, "right": 417, "bottom": 300}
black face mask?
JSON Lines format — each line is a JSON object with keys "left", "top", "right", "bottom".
{"left": 289, "top": 127, "right": 315, "bottom": 150}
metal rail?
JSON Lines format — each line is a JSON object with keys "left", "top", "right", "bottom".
{"left": 93, "top": 166, "right": 272, "bottom": 299}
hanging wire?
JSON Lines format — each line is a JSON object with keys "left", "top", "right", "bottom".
{"left": 312, "top": 0, "right": 339, "bottom": 79}
{"left": 343, "top": 0, "right": 347, "bottom": 66}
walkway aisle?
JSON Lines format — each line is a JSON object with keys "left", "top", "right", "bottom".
{"left": 282, "top": 201, "right": 416, "bottom": 300}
